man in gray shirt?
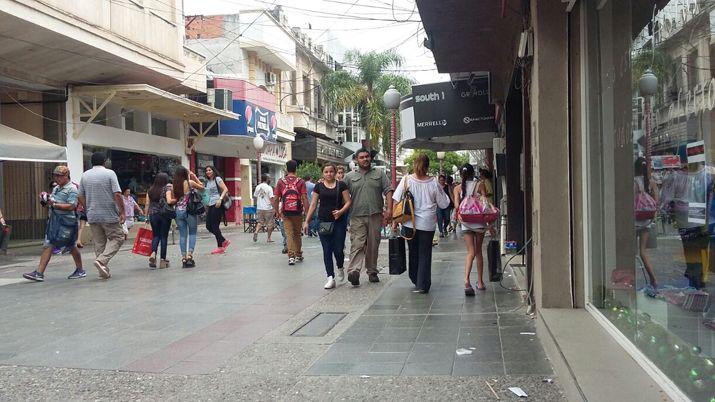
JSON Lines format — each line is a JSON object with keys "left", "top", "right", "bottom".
{"left": 344, "top": 148, "right": 393, "bottom": 286}
{"left": 78, "top": 152, "right": 125, "bottom": 279}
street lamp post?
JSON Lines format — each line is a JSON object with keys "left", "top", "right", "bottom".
{"left": 383, "top": 85, "right": 401, "bottom": 189}
{"left": 639, "top": 69, "right": 658, "bottom": 185}
{"left": 253, "top": 135, "right": 265, "bottom": 188}
{"left": 436, "top": 151, "right": 446, "bottom": 175}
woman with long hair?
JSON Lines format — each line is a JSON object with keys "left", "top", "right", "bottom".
{"left": 454, "top": 164, "right": 491, "bottom": 295}
{"left": 144, "top": 172, "right": 174, "bottom": 269}
{"left": 303, "top": 163, "right": 351, "bottom": 289}
{"left": 392, "top": 153, "right": 451, "bottom": 293}
{"left": 204, "top": 165, "right": 230, "bottom": 254}
{"left": 634, "top": 157, "right": 658, "bottom": 288}
{"left": 173, "top": 166, "right": 205, "bottom": 268}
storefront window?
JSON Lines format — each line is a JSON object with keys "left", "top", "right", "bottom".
{"left": 585, "top": 1, "right": 715, "bottom": 399}
{"left": 82, "top": 146, "right": 180, "bottom": 202}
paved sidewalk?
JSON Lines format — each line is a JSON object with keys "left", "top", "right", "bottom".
{"left": 308, "top": 246, "right": 549, "bottom": 377}
{"left": 0, "top": 228, "right": 564, "bottom": 400}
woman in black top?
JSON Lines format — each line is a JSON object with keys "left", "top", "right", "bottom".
{"left": 144, "top": 173, "right": 174, "bottom": 269}
{"left": 303, "top": 163, "right": 352, "bottom": 289}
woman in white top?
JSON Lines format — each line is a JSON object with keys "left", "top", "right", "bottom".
{"left": 454, "top": 164, "right": 492, "bottom": 295}
{"left": 392, "top": 153, "right": 451, "bottom": 293}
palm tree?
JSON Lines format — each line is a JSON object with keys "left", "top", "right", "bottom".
{"left": 323, "top": 50, "right": 413, "bottom": 150}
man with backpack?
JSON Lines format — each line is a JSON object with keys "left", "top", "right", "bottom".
{"left": 273, "top": 160, "right": 308, "bottom": 265}
{"left": 23, "top": 166, "right": 85, "bottom": 282}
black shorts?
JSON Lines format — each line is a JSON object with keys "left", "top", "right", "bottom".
{"left": 78, "top": 212, "right": 88, "bottom": 221}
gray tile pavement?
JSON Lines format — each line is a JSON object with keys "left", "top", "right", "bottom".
{"left": 307, "top": 236, "right": 552, "bottom": 378}
{"left": 0, "top": 229, "right": 565, "bottom": 400}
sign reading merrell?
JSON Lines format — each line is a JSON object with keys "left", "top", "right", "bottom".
{"left": 403, "top": 77, "right": 497, "bottom": 139}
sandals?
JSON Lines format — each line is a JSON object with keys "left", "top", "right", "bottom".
{"left": 185, "top": 255, "right": 196, "bottom": 268}
{"left": 476, "top": 283, "right": 487, "bottom": 291}
{"left": 465, "top": 284, "right": 475, "bottom": 296}
{"left": 149, "top": 255, "right": 156, "bottom": 269}
{"left": 182, "top": 258, "right": 188, "bottom": 268}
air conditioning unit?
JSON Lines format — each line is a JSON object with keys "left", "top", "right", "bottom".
{"left": 265, "top": 72, "right": 277, "bottom": 86}
{"left": 207, "top": 88, "right": 233, "bottom": 112}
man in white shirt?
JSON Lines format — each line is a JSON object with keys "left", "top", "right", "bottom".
{"left": 253, "top": 174, "right": 275, "bottom": 243}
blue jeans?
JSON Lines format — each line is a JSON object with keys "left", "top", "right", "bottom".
{"left": 176, "top": 209, "right": 197, "bottom": 256}
{"left": 309, "top": 214, "right": 320, "bottom": 235}
{"left": 318, "top": 216, "right": 348, "bottom": 277}
{"left": 150, "top": 214, "right": 172, "bottom": 259}
{"left": 436, "top": 207, "right": 451, "bottom": 234}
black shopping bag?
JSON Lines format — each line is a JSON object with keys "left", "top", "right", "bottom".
{"left": 487, "top": 239, "right": 502, "bottom": 282}
{"left": 389, "top": 236, "right": 406, "bottom": 275}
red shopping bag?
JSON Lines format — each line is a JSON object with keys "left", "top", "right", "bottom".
{"left": 132, "top": 227, "right": 153, "bottom": 256}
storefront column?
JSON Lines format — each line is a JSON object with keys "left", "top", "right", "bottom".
{"left": 223, "top": 157, "right": 242, "bottom": 224}
{"left": 530, "top": 0, "right": 572, "bottom": 308}
{"left": 239, "top": 159, "right": 253, "bottom": 207}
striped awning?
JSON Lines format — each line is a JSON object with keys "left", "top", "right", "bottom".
{"left": 0, "top": 124, "right": 67, "bottom": 163}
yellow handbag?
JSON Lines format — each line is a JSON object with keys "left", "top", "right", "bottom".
{"left": 392, "top": 176, "right": 414, "bottom": 224}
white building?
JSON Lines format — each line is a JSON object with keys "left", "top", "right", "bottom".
{"left": 0, "top": 0, "right": 234, "bottom": 239}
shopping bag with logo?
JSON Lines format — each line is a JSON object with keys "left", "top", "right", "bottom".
{"left": 132, "top": 227, "right": 153, "bottom": 256}
{"left": 459, "top": 182, "right": 499, "bottom": 224}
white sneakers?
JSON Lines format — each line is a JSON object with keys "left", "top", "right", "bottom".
{"left": 324, "top": 276, "right": 336, "bottom": 289}
{"left": 337, "top": 268, "right": 345, "bottom": 282}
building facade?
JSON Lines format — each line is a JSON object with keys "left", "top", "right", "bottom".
{"left": 0, "top": 0, "right": 228, "bottom": 239}
{"left": 416, "top": 0, "right": 714, "bottom": 400}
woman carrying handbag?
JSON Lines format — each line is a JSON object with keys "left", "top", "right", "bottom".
{"left": 454, "top": 164, "right": 496, "bottom": 295}
{"left": 391, "top": 153, "right": 450, "bottom": 294}
{"left": 172, "top": 166, "right": 205, "bottom": 268}
{"left": 303, "top": 163, "right": 351, "bottom": 289}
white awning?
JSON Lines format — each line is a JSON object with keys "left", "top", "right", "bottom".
{"left": 0, "top": 124, "right": 67, "bottom": 163}
{"left": 72, "top": 84, "right": 240, "bottom": 122}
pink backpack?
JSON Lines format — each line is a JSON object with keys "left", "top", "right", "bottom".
{"left": 459, "top": 181, "right": 499, "bottom": 224}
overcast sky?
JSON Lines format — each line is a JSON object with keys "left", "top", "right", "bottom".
{"left": 183, "top": 0, "right": 447, "bottom": 84}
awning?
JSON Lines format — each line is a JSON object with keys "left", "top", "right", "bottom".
{"left": 0, "top": 123, "right": 67, "bottom": 163}
{"left": 72, "top": 84, "right": 241, "bottom": 123}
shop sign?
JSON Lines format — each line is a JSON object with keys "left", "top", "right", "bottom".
{"left": 651, "top": 155, "right": 681, "bottom": 169}
{"left": 401, "top": 77, "right": 496, "bottom": 141}
{"left": 219, "top": 100, "right": 277, "bottom": 141}
{"left": 261, "top": 142, "right": 288, "bottom": 165}
{"left": 317, "top": 138, "right": 347, "bottom": 161}
{"left": 687, "top": 140, "right": 705, "bottom": 164}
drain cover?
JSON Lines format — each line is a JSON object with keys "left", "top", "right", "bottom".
{"left": 291, "top": 313, "right": 347, "bottom": 337}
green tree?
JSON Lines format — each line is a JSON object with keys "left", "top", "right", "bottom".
{"left": 403, "top": 150, "right": 470, "bottom": 176}
{"left": 323, "top": 50, "right": 413, "bottom": 151}
{"left": 296, "top": 161, "right": 322, "bottom": 181}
